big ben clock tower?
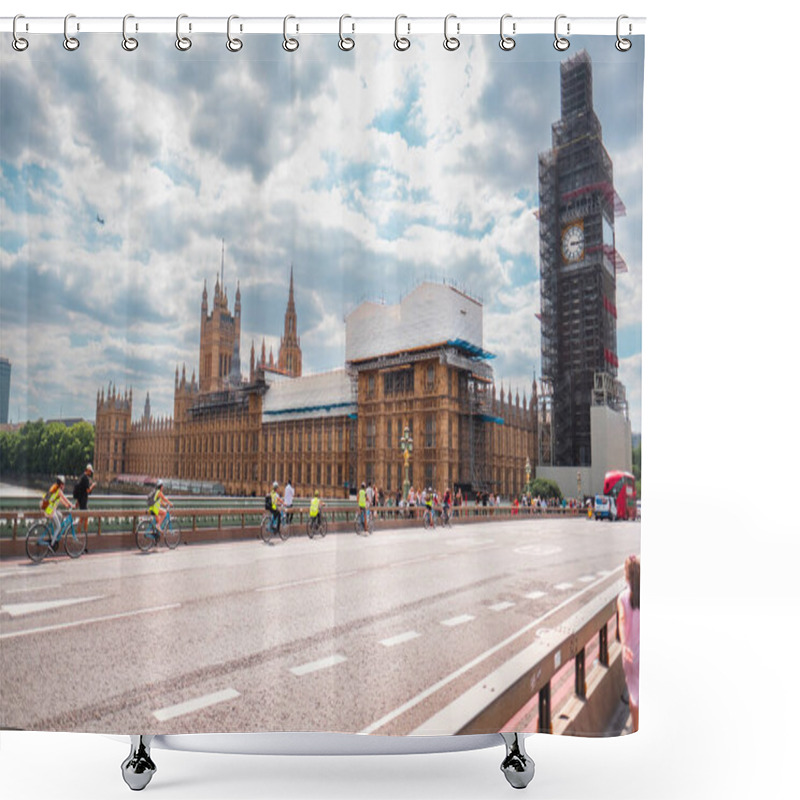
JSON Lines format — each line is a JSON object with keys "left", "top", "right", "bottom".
{"left": 538, "top": 50, "right": 628, "bottom": 468}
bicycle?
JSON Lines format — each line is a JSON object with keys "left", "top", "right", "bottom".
{"left": 354, "top": 508, "right": 374, "bottom": 536}
{"left": 260, "top": 509, "right": 289, "bottom": 543}
{"left": 440, "top": 506, "right": 453, "bottom": 528}
{"left": 26, "top": 511, "right": 86, "bottom": 563}
{"left": 306, "top": 514, "right": 328, "bottom": 539}
{"left": 136, "top": 509, "right": 182, "bottom": 552}
{"left": 422, "top": 507, "right": 438, "bottom": 530}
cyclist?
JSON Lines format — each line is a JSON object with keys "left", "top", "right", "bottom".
{"left": 442, "top": 487, "right": 452, "bottom": 524}
{"left": 309, "top": 490, "right": 324, "bottom": 530}
{"left": 268, "top": 481, "right": 283, "bottom": 534}
{"left": 148, "top": 479, "right": 173, "bottom": 536}
{"left": 424, "top": 486, "right": 435, "bottom": 525}
{"left": 41, "top": 475, "right": 73, "bottom": 546}
{"left": 357, "top": 482, "right": 368, "bottom": 530}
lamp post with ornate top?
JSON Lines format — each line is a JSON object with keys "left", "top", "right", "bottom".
{"left": 400, "top": 425, "right": 413, "bottom": 501}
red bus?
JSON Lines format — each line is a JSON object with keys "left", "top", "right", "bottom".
{"left": 603, "top": 471, "right": 637, "bottom": 521}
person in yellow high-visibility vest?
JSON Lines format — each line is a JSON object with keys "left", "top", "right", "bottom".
{"left": 357, "top": 482, "right": 368, "bottom": 530}
{"left": 309, "top": 490, "right": 324, "bottom": 530}
{"left": 41, "top": 475, "right": 73, "bottom": 547}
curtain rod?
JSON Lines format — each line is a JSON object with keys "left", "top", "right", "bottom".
{"left": 1, "top": 16, "right": 645, "bottom": 37}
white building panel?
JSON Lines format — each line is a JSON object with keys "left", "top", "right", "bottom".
{"left": 261, "top": 369, "right": 355, "bottom": 422}
{"left": 345, "top": 283, "right": 483, "bottom": 363}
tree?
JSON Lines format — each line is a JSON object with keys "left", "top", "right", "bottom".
{"left": 528, "top": 477, "right": 563, "bottom": 501}
{"left": 632, "top": 443, "right": 641, "bottom": 497}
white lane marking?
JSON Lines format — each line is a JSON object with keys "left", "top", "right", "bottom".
{"left": 489, "top": 602, "right": 515, "bottom": 612}
{"left": 380, "top": 631, "right": 421, "bottom": 647}
{"left": 525, "top": 591, "right": 547, "bottom": 601}
{"left": 1, "top": 595, "right": 103, "bottom": 618}
{"left": 290, "top": 654, "right": 347, "bottom": 676}
{"left": 153, "top": 688, "right": 240, "bottom": 722}
{"left": 359, "top": 567, "right": 624, "bottom": 735}
{"left": 441, "top": 614, "right": 475, "bottom": 627}
{"left": 513, "top": 544, "right": 562, "bottom": 557}
{"left": 578, "top": 575, "right": 596, "bottom": 583}
{"left": 554, "top": 582, "right": 574, "bottom": 590}
{"left": 4, "top": 583, "right": 62, "bottom": 595}
{"left": 0, "top": 603, "right": 181, "bottom": 641}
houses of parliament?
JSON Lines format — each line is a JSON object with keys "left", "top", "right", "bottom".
{"left": 94, "top": 251, "right": 537, "bottom": 499}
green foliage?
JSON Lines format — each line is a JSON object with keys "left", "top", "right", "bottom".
{"left": 528, "top": 477, "right": 563, "bottom": 501}
{"left": 0, "top": 420, "right": 94, "bottom": 480}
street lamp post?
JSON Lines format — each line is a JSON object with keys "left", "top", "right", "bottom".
{"left": 525, "top": 456, "right": 531, "bottom": 494}
{"left": 400, "top": 425, "right": 413, "bottom": 501}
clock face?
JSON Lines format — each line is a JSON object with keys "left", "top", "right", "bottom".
{"left": 561, "top": 223, "right": 585, "bottom": 263}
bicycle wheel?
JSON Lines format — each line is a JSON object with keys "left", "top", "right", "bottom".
{"left": 135, "top": 519, "right": 157, "bottom": 552}
{"left": 26, "top": 523, "right": 50, "bottom": 563}
{"left": 260, "top": 514, "right": 271, "bottom": 543}
{"left": 307, "top": 518, "right": 315, "bottom": 539}
{"left": 319, "top": 517, "right": 328, "bottom": 538}
{"left": 423, "top": 511, "right": 432, "bottom": 530}
{"left": 278, "top": 518, "right": 290, "bottom": 542}
{"left": 164, "top": 519, "right": 181, "bottom": 549}
{"left": 64, "top": 523, "right": 87, "bottom": 558}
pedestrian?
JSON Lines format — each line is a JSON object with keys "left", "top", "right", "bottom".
{"left": 284, "top": 479, "right": 295, "bottom": 524}
{"left": 73, "top": 464, "right": 96, "bottom": 551}
{"left": 617, "top": 555, "right": 641, "bottom": 732}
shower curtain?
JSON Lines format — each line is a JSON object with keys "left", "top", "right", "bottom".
{"left": 0, "top": 22, "right": 643, "bottom": 745}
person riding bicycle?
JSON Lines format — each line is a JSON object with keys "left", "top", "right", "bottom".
{"left": 443, "top": 487, "right": 452, "bottom": 522}
{"left": 357, "top": 482, "right": 368, "bottom": 530}
{"left": 148, "top": 479, "right": 173, "bottom": 536}
{"left": 268, "top": 481, "right": 283, "bottom": 534}
{"left": 309, "top": 490, "right": 324, "bottom": 529}
{"left": 41, "top": 475, "right": 73, "bottom": 546}
{"left": 424, "top": 487, "right": 434, "bottom": 523}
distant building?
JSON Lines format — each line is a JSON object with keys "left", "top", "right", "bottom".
{"left": 0, "top": 356, "right": 10, "bottom": 424}
{"left": 95, "top": 263, "right": 536, "bottom": 499}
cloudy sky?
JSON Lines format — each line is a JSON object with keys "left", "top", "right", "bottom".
{"left": 0, "top": 33, "right": 643, "bottom": 430}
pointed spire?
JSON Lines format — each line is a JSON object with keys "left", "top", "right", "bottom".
{"left": 269, "top": 345, "right": 274, "bottom": 368}
{"left": 261, "top": 337, "right": 266, "bottom": 365}
{"left": 220, "top": 238, "right": 225, "bottom": 295}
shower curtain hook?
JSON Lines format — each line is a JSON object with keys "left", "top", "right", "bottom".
{"left": 226, "top": 15, "right": 243, "bottom": 52}
{"left": 283, "top": 15, "right": 299, "bottom": 51}
{"left": 12, "top": 14, "right": 29, "bottom": 52}
{"left": 63, "top": 13, "right": 80, "bottom": 51}
{"left": 499, "top": 14, "right": 516, "bottom": 51}
{"left": 175, "top": 14, "right": 192, "bottom": 50}
{"left": 394, "top": 15, "right": 410, "bottom": 51}
{"left": 615, "top": 15, "right": 632, "bottom": 51}
{"left": 338, "top": 15, "right": 355, "bottom": 51}
{"left": 554, "top": 14, "right": 570, "bottom": 51}
{"left": 122, "top": 15, "right": 139, "bottom": 51}
{"left": 443, "top": 14, "right": 460, "bottom": 51}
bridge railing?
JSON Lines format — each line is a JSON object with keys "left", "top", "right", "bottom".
{"left": 0, "top": 502, "right": 584, "bottom": 541}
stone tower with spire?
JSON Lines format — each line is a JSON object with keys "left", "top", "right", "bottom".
{"left": 277, "top": 266, "right": 302, "bottom": 378}
{"left": 198, "top": 240, "right": 242, "bottom": 393}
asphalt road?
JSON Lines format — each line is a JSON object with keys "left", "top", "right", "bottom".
{"left": 0, "top": 516, "right": 640, "bottom": 735}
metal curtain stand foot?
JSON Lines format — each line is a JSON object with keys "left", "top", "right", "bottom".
{"left": 121, "top": 735, "right": 156, "bottom": 791}
{"left": 500, "top": 732, "right": 535, "bottom": 789}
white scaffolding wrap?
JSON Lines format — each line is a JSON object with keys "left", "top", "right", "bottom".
{"left": 261, "top": 369, "right": 355, "bottom": 423}
{"left": 345, "top": 283, "right": 484, "bottom": 363}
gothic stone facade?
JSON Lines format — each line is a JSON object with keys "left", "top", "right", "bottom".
{"left": 95, "top": 276, "right": 536, "bottom": 500}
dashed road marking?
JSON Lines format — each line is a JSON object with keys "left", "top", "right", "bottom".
{"left": 489, "top": 602, "right": 516, "bottom": 612}
{"left": 153, "top": 688, "right": 240, "bottom": 722}
{"left": 554, "top": 582, "right": 574, "bottom": 591}
{"left": 578, "top": 575, "right": 596, "bottom": 583}
{"left": 1, "top": 595, "right": 103, "bottom": 618}
{"left": 380, "top": 631, "right": 421, "bottom": 647}
{"left": 441, "top": 614, "right": 475, "bottom": 627}
{"left": 525, "top": 591, "right": 548, "bottom": 600}
{"left": 290, "top": 654, "right": 347, "bottom": 676}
